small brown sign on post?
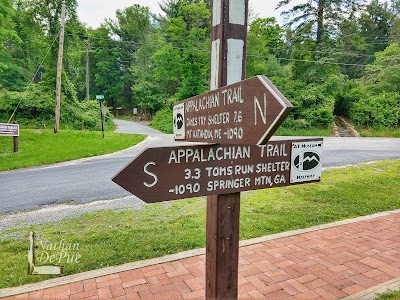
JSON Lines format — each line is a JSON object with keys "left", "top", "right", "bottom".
{"left": 0, "top": 123, "right": 19, "bottom": 137}
{"left": 0, "top": 123, "right": 19, "bottom": 152}
{"left": 112, "top": 139, "right": 323, "bottom": 203}
{"left": 173, "top": 76, "right": 293, "bottom": 145}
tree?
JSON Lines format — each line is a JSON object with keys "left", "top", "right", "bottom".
{"left": 246, "top": 17, "right": 285, "bottom": 77}
{"left": 0, "top": 0, "right": 22, "bottom": 89}
{"left": 363, "top": 43, "right": 400, "bottom": 93}
{"left": 277, "top": 0, "right": 338, "bottom": 46}
{"left": 107, "top": 5, "right": 153, "bottom": 107}
{"left": 359, "top": 0, "right": 394, "bottom": 61}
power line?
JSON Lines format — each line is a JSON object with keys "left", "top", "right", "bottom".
{"left": 7, "top": 30, "right": 60, "bottom": 123}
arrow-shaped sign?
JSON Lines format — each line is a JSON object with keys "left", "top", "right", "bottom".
{"left": 173, "top": 76, "right": 293, "bottom": 145}
{"left": 112, "top": 139, "right": 323, "bottom": 203}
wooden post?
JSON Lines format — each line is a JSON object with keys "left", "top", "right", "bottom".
{"left": 206, "top": 0, "right": 248, "bottom": 299}
{"left": 85, "top": 39, "right": 90, "bottom": 101}
{"left": 12, "top": 122, "right": 18, "bottom": 152}
{"left": 13, "top": 136, "right": 18, "bottom": 153}
{"left": 54, "top": 2, "right": 66, "bottom": 133}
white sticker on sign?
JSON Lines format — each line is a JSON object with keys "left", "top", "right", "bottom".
{"left": 290, "top": 141, "right": 323, "bottom": 183}
{"left": 173, "top": 103, "right": 185, "bottom": 140}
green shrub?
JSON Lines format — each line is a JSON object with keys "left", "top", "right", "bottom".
{"left": 150, "top": 106, "right": 173, "bottom": 133}
{"left": 0, "top": 83, "right": 113, "bottom": 130}
{"left": 350, "top": 92, "right": 400, "bottom": 128}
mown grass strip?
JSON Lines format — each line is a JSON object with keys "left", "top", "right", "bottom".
{"left": 0, "top": 129, "right": 145, "bottom": 171}
{"left": 375, "top": 290, "right": 400, "bottom": 300}
{"left": 0, "top": 160, "right": 399, "bottom": 289}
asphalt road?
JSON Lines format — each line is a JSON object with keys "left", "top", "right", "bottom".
{"left": 0, "top": 120, "right": 399, "bottom": 214}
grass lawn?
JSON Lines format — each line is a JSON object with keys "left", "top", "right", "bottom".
{"left": 0, "top": 159, "right": 399, "bottom": 289}
{"left": 375, "top": 291, "right": 400, "bottom": 300}
{"left": 275, "top": 126, "right": 332, "bottom": 136}
{"left": 358, "top": 127, "right": 400, "bottom": 138}
{"left": 0, "top": 129, "right": 145, "bottom": 171}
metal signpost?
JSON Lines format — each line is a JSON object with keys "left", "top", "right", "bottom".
{"left": 0, "top": 123, "right": 20, "bottom": 152}
{"left": 112, "top": 1, "right": 323, "bottom": 299}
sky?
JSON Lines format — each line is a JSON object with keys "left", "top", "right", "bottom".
{"left": 76, "top": 0, "right": 298, "bottom": 28}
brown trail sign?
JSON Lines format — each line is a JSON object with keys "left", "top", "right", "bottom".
{"left": 173, "top": 76, "right": 293, "bottom": 145}
{"left": 112, "top": 138, "right": 323, "bottom": 203}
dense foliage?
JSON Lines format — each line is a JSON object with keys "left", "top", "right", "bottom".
{"left": 0, "top": 0, "right": 399, "bottom": 131}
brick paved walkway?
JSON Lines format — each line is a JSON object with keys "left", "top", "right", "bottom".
{"left": 1, "top": 211, "right": 400, "bottom": 300}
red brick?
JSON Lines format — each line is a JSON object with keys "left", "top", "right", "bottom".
{"left": 187, "top": 266, "right": 204, "bottom": 277}
{"left": 304, "top": 278, "right": 328, "bottom": 289}
{"left": 83, "top": 279, "right": 97, "bottom": 291}
{"left": 342, "top": 284, "right": 365, "bottom": 295}
{"left": 277, "top": 281, "right": 301, "bottom": 295}
{"left": 378, "top": 264, "right": 400, "bottom": 277}
{"left": 138, "top": 289, "right": 155, "bottom": 300}
{"left": 247, "top": 290, "right": 268, "bottom": 299}
{"left": 286, "top": 279, "right": 309, "bottom": 293}
{"left": 238, "top": 292, "right": 252, "bottom": 300}
{"left": 97, "top": 287, "right": 112, "bottom": 300}
{"left": 359, "top": 257, "right": 388, "bottom": 268}
{"left": 43, "top": 284, "right": 70, "bottom": 298}
{"left": 350, "top": 274, "right": 380, "bottom": 288}
{"left": 125, "top": 292, "right": 140, "bottom": 300}
{"left": 157, "top": 273, "right": 173, "bottom": 285}
{"left": 124, "top": 283, "right": 150, "bottom": 294}
{"left": 122, "top": 278, "right": 147, "bottom": 288}
{"left": 319, "top": 284, "right": 347, "bottom": 298}
{"left": 238, "top": 282, "right": 256, "bottom": 293}
{"left": 364, "top": 269, "right": 384, "bottom": 278}
{"left": 294, "top": 290, "right": 320, "bottom": 299}
{"left": 296, "top": 274, "right": 317, "bottom": 283}
{"left": 184, "top": 278, "right": 203, "bottom": 291}
{"left": 314, "top": 286, "right": 337, "bottom": 300}
{"left": 153, "top": 288, "right": 181, "bottom": 299}
{"left": 167, "top": 268, "right": 190, "bottom": 278}
{"left": 96, "top": 278, "right": 122, "bottom": 288}
{"left": 181, "top": 289, "right": 204, "bottom": 299}
{"left": 162, "top": 263, "right": 176, "bottom": 273}
{"left": 146, "top": 275, "right": 161, "bottom": 288}
{"left": 70, "top": 281, "right": 84, "bottom": 295}
{"left": 69, "top": 289, "right": 97, "bottom": 300}
{"left": 170, "top": 273, "right": 194, "bottom": 283}
{"left": 15, "top": 295, "right": 28, "bottom": 300}
{"left": 263, "top": 289, "right": 291, "bottom": 300}
{"left": 143, "top": 268, "right": 166, "bottom": 278}
{"left": 245, "top": 275, "right": 267, "bottom": 289}
{"left": 373, "top": 274, "right": 395, "bottom": 283}
{"left": 110, "top": 283, "right": 125, "bottom": 297}
{"left": 329, "top": 264, "right": 349, "bottom": 273}
{"left": 174, "top": 281, "right": 192, "bottom": 295}
{"left": 95, "top": 274, "right": 119, "bottom": 283}
{"left": 119, "top": 270, "right": 138, "bottom": 283}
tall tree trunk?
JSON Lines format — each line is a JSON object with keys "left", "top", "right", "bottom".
{"left": 316, "top": 0, "right": 325, "bottom": 45}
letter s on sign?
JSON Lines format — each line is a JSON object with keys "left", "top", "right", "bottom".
{"left": 143, "top": 162, "right": 158, "bottom": 187}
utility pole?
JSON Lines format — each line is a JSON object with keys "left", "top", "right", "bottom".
{"left": 206, "top": 0, "right": 248, "bottom": 299}
{"left": 85, "top": 39, "right": 90, "bottom": 101}
{"left": 54, "top": 2, "right": 66, "bottom": 133}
